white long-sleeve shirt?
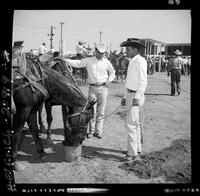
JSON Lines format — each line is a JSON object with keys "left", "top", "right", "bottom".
{"left": 75, "top": 45, "right": 88, "bottom": 54}
{"left": 65, "top": 57, "right": 115, "bottom": 84}
{"left": 125, "top": 54, "right": 147, "bottom": 99}
{"left": 38, "top": 45, "right": 48, "bottom": 54}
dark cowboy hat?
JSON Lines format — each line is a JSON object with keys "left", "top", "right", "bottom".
{"left": 120, "top": 38, "right": 146, "bottom": 49}
{"left": 53, "top": 51, "right": 60, "bottom": 58}
{"left": 13, "top": 41, "right": 24, "bottom": 47}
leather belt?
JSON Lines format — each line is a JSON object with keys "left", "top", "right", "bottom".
{"left": 127, "top": 88, "right": 136, "bottom": 93}
{"left": 90, "top": 82, "right": 106, "bottom": 87}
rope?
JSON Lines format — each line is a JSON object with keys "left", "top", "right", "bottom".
{"left": 98, "top": 104, "right": 122, "bottom": 120}
{"left": 97, "top": 103, "right": 145, "bottom": 144}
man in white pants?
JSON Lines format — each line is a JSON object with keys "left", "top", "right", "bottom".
{"left": 120, "top": 38, "right": 147, "bottom": 161}
{"left": 65, "top": 43, "right": 115, "bottom": 139}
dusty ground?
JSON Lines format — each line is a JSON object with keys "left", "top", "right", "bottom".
{"left": 14, "top": 72, "right": 191, "bottom": 184}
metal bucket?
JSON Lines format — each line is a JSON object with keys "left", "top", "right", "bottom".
{"left": 63, "top": 144, "right": 82, "bottom": 162}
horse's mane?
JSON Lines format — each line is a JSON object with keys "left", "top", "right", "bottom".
{"left": 42, "top": 64, "right": 87, "bottom": 106}
{"left": 25, "top": 53, "right": 44, "bottom": 82}
{"left": 21, "top": 54, "right": 87, "bottom": 106}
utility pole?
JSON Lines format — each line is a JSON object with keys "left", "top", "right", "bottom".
{"left": 48, "top": 26, "right": 56, "bottom": 50}
{"left": 60, "top": 22, "right": 65, "bottom": 56}
{"left": 99, "top": 31, "right": 103, "bottom": 44}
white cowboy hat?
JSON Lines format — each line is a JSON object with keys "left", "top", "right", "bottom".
{"left": 174, "top": 49, "right": 182, "bottom": 56}
{"left": 94, "top": 43, "right": 107, "bottom": 53}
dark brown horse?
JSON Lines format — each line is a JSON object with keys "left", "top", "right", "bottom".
{"left": 69, "top": 55, "right": 88, "bottom": 82}
{"left": 109, "top": 52, "right": 129, "bottom": 82}
{"left": 13, "top": 53, "right": 95, "bottom": 170}
{"left": 41, "top": 56, "right": 79, "bottom": 142}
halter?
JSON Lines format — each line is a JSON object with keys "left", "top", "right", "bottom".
{"left": 66, "top": 99, "right": 90, "bottom": 130}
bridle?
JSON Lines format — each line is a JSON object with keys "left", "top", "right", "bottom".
{"left": 66, "top": 99, "right": 90, "bottom": 130}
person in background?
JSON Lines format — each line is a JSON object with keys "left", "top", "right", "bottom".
{"left": 12, "top": 41, "right": 27, "bottom": 77}
{"left": 65, "top": 43, "right": 115, "bottom": 139}
{"left": 120, "top": 38, "right": 147, "bottom": 161}
{"left": 75, "top": 41, "right": 88, "bottom": 59}
{"left": 167, "top": 49, "right": 183, "bottom": 96}
{"left": 188, "top": 56, "right": 191, "bottom": 75}
{"left": 49, "top": 46, "right": 55, "bottom": 54}
{"left": 38, "top": 42, "right": 48, "bottom": 56}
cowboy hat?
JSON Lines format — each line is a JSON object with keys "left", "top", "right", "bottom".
{"left": 79, "top": 41, "right": 83, "bottom": 44}
{"left": 174, "top": 49, "right": 182, "bottom": 56}
{"left": 94, "top": 43, "right": 107, "bottom": 53}
{"left": 52, "top": 51, "right": 60, "bottom": 58}
{"left": 13, "top": 41, "right": 24, "bottom": 47}
{"left": 120, "top": 38, "right": 146, "bottom": 48}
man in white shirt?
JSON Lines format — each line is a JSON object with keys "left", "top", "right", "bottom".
{"left": 75, "top": 41, "right": 88, "bottom": 59}
{"left": 167, "top": 50, "right": 183, "bottom": 95}
{"left": 65, "top": 43, "right": 115, "bottom": 139}
{"left": 120, "top": 38, "right": 147, "bottom": 161}
{"left": 38, "top": 42, "right": 48, "bottom": 56}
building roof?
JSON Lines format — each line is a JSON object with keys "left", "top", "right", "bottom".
{"left": 140, "top": 38, "right": 167, "bottom": 45}
{"left": 166, "top": 43, "right": 191, "bottom": 46}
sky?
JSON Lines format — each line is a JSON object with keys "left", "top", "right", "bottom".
{"left": 12, "top": 10, "right": 191, "bottom": 53}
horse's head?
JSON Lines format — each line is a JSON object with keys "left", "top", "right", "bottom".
{"left": 64, "top": 99, "right": 97, "bottom": 146}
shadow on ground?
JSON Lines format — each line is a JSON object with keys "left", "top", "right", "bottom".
{"left": 82, "top": 145, "right": 126, "bottom": 162}
{"left": 119, "top": 139, "right": 191, "bottom": 183}
{"left": 18, "top": 129, "right": 125, "bottom": 163}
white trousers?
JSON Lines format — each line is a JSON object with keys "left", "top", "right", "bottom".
{"left": 88, "top": 85, "right": 108, "bottom": 134}
{"left": 125, "top": 90, "right": 145, "bottom": 156}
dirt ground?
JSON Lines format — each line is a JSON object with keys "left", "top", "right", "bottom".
{"left": 14, "top": 72, "right": 191, "bottom": 184}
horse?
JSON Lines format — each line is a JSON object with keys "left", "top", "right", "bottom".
{"left": 69, "top": 55, "right": 88, "bottom": 82}
{"left": 40, "top": 55, "right": 79, "bottom": 142}
{"left": 12, "top": 53, "right": 96, "bottom": 169}
{"left": 109, "top": 52, "right": 129, "bottom": 82}
{"left": 116, "top": 55, "right": 129, "bottom": 81}
{"left": 147, "top": 58, "right": 155, "bottom": 75}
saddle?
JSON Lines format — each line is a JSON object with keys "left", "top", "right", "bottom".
{"left": 13, "top": 53, "right": 50, "bottom": 100}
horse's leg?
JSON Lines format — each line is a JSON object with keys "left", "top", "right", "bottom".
{"left": 45, "top": 101, "right": 53, "bottom": 142}
{"left": 84, "top": 69, "right": 87, "bottom": 83}
{"left": 13, "top": 106, "right": 31, "bottom": 170}
{"left": 121, "top": 70, "right": 123, "bottom": 82}
{"left": 116, "top": 69, "right": 119, "bottom": 82}
{"left": 27, "top": 111, "right": 47, "bottom": 159}
{"left": 38, "top": 103, "right": 46, "bottom": 133}
{"left": 61, "top": 105, "right": 69, "bottom": 140}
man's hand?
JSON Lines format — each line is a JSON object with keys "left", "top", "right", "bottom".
{"left": 121, "top": 98, "right": 126, "bottom": 106}
{"left": 167, "top": 72, "right": 170, "bottom": 77}
{"left": 132, "top": 98, "right": 139, "bottom": 106}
